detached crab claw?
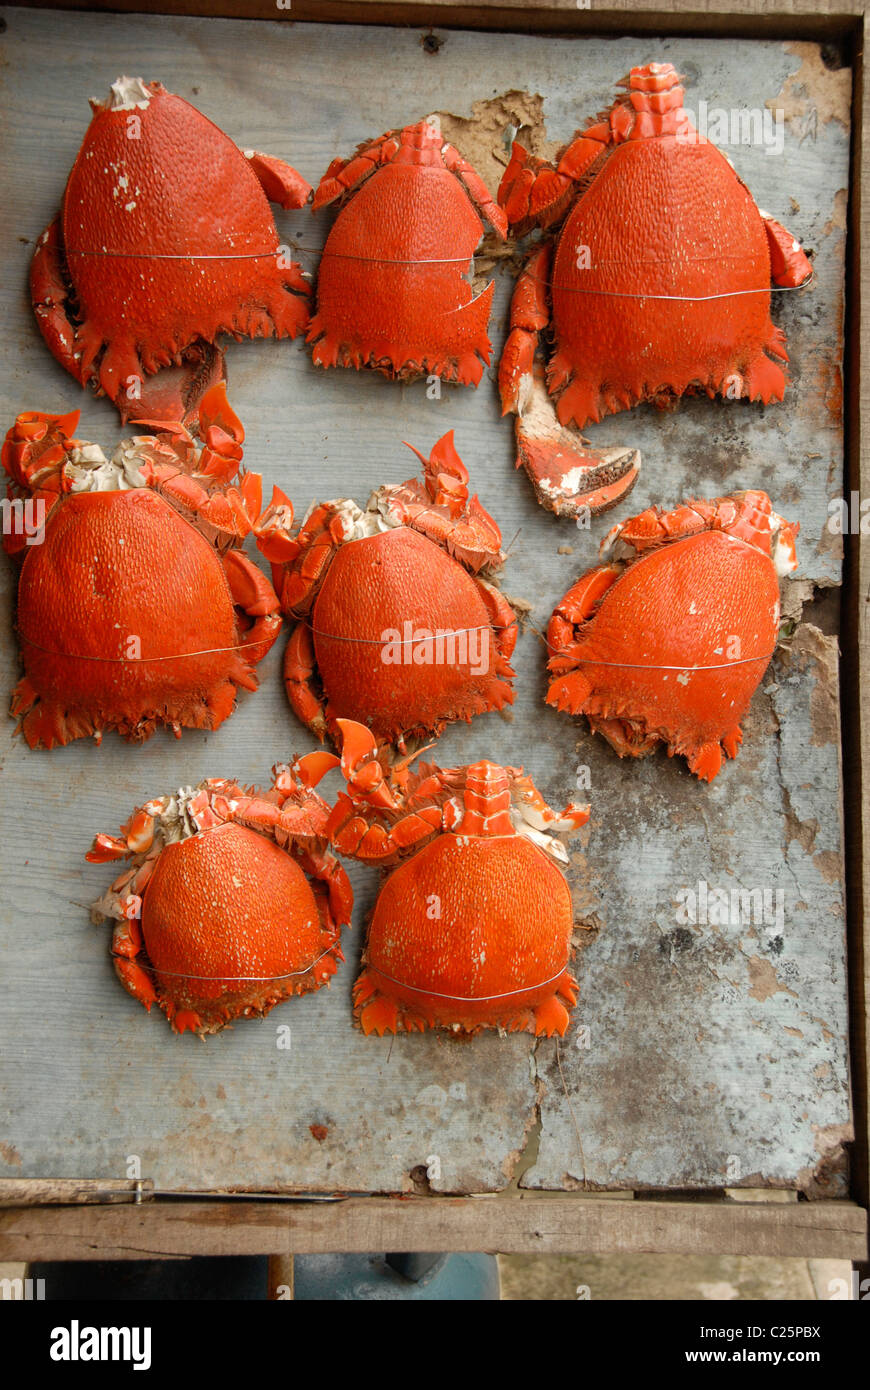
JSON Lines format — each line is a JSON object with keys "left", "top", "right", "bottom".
{"left": 505, "top": 363, "right": 642, "bottom": 519}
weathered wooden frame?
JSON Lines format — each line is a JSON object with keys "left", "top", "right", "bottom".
{"left": 0, "top": 0, "right": 867, "bottom": 1267}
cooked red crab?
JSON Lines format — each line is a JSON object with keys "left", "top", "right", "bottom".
{"left": 3, "top": 384, "right": 281, "bottom": 748}
{"left": 327, "top": 720, "right": 590, "bottom": 1037}
{"left": 31, "top": 76, "right": 312, "bottom": 425}
{"left": 546, "top": 490, "right": 799, "bottom": 781}
{"left": 498, "top": 62, "right": 812, "bottom": 516}
{"left": 255, "top": 430, "right": 517, "bottom": 750}
{"left": 307, "top": 119, "right": 507, "bottom": 385}
{"left": 88, "top": 756, "right": 352, "bottom": 1036}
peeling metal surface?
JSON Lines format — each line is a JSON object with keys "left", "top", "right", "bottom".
{"left": 0, "top": 11, "right": 851, "bottom": 1192}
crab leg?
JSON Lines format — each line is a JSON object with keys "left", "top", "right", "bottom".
{"left": 402, "top": 429, "right": 469, "bottom": 515}
{"left": 112, "top": 916, "right": 159, "bottom": 1011}
{"left": 474, "top": 578, "right": 519, "bottom": 667}
{"left": 313, "top": 132, "right": 401, "bottom": 209}
{"left": 2, "top": 408, "right": 80, "bottom": 493}
{"left": 326, "top": 720, "right": 443, "bottom": 860}
{"left": 195, "top": 382, "right": 245, "bottom": 479}
{"left": 499, "top": 243, "right": 552, "bottom": 417}
{"left": 221, "top": 549, "right": 282, "bottom": 667}
{"left": 499, "top": 245, "right": 641, "bottom": 517}
{"left": 510, "top": 773, "right": 590, "bottom": 835}
{"left": 498, "top": 135, "right": 608, "bottom": 236}
{"left": 254, "top": 486, "right": 299, "bottom": 569}
{"left": 546, "top": 564, "right": 621, "bottom": 663}
{"left": 283, "top": 621, "right": 328, "bottom": 741}
{"left": 30, "top": 217, "right": 87, "bottom": 386}
{"left": 274, "top": 503, "right": 347, "bottom": 613}
{"left": 510, "top": 363, "right": 642, "bottom": 519}
{"left": 441, "top": 141, "right": 508, "bottom": 236}
{"left": 297, "top": 845, "right": 354, "bottom": 934}
{"left": 1, "top": 410, "right": 79, "bottom": 557}
{"left": 601, "top": 490, "right": 798, "bottom": 563}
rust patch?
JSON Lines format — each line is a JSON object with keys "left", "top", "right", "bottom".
{"left": 779, "top": 624, "right": 840, "bottom": 746}
{"left": 309, "top": 1124, "right": 328, "bottom": 1142}
{"left": 747, "top": 955, "right": 798, "bottom": 1002}
{"left": 814, "top": 849, "right": 843, "bottom": 884}
{"left": 0, "top": 1141, "right": 22, "bottom": 1166}
{"left": 785, "top": 813, "right": 819, "bottom": 852}
{"left": 796, "top": 1120, "right": 853, "bottom": 1196}
{"left": 766, "top": 42, "right": 851, "bottom": 135}
{"left": 822, "top": 187, "right": 848, "bottom": 237}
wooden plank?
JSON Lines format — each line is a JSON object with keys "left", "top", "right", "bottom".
{"left": 0, "top": 1196, "right": 865, "bottom": 1261}
{"left": 846, "top": 10, "right": 870, "bottom": 1270}
{"left": 0, "top": 10, "right": 853, "bottom": 1198}
{"left": 0, "top": 1179, "right": 152, "bottom": 1207}
{"left": 12, "top": 0, "right": 869, "bottom": 40}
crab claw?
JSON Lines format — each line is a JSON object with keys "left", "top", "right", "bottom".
{"left": 121, "top": 809, "right": 156, "bottom": 854}
{"left": 513, "top": 367, "right": 641, "bottom": 518}
{"left": 403, "top": 429, "right": 469, "bottom": 517}
{"left": 336, "top": 719, "right": 398, "bottom": 809}
{"left": 2, "top": 410, "right": 80, "bottom": 493}
{"left": 254, "top": 485, "right": 299, "bottom": 565}
{"left": 290, "top": 750, "right": 342, "bottom": 789}
{"left": 86, "top": 833, "right": 130, "bottom": 864}
{"left": 197, "top": 382, "right": 246, "bottom": 478}
{"left": 243, "top": 149, "right": 313, "bottom": 210}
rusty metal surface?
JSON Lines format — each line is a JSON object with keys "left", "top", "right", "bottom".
{"left": 0, "top": 9, "right": 851, "bottom": 1192}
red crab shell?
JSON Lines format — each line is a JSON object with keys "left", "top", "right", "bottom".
{"left": 88, "top": 766, "right": 353, "bottom": 1036}
{"left": 497, "top": 62, "right": 812, "bottom": 515}
{"left": 4, "top": 385, "right": 281, "bottom": 748}
{"left": 307, "top": 120, "right": 508, "bottom": 385}
{"left": 327, "top": 721, "right": 591, "bottom": 1036}
{"left": 546, "top": 490, "right": 800, "bottom": 781}
{"left": 31, "top": 76, "right": 312, "bottom": 424}
{"left": 254, "top": 430, "right": 517, "bottom": 750}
